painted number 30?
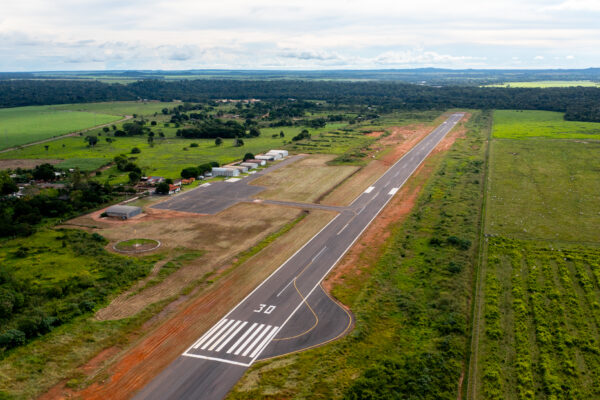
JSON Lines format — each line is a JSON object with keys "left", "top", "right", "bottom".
{"left": 254, "top": 304, "right": 276, "bottom": 314}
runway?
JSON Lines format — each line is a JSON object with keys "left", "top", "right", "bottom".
{"left": 134, "top": 113, "right": 464, "bottom": 400}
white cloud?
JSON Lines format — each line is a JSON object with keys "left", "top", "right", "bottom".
{"left": 547, "top": 0, "right": 600, "bottom": 12}
{"left": 534, "top": 55, "right": 545, "bottom": 60}
{"left": 0, "top": 0, "right": 599, "bottom": 70}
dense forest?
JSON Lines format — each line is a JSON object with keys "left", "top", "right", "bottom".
{"left": 1, "top": 79, "right": 600, "bottom": 122}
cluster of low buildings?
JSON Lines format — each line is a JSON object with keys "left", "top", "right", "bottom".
{"left": 211, "top": 150, "right": 288, "bottom": 177}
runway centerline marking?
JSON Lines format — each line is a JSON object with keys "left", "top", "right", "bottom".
{"left": 337, "top": 223, "right": 349, "bottom": 235}
{"left": 276, "top": 278, "right": 295, "bottom": 297}
{"left": 312, "top": 246, "right": 327, "bottom": 262}
{"left": 388, "top": 187, "right": 399, "bottom": 195}
{"left": 364, "top": 186, "right": 375, "bottom": 193}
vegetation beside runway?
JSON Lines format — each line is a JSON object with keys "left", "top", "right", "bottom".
{"left": 473, "top": 110, "right": 600, "bottom": 399}
{"left": 227, "top": 111, "right": 490, "bottom": 399}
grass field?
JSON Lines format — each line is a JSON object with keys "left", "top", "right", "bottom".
{"left": 227, "top": 111, "right": 489, "bottom": 399}
{"left": 474, "top": 109, "right": 600, "bottom": 399}
{"left": 487, "top": 139, "right": 600, "bottom": 242}
{"left": 0, "top": 121, "right": 369, "bottom": 179}
{"left": 0, "top": 106, "right": 122, "bottom": 150}
{"left": 485, "top": 81, "right": 600, "bottom": 88}
{"left": 493, "top": 110, "right": 600, "bottom": 140}
{"left": 45, "top": 101, "right": 180, "bottom": 116}
{"left": 251, "top": 154, "right": 359, "bottom": 203}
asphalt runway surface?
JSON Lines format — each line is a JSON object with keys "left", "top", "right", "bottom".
{"left": 134, "top": 113, "right": 464, "bottom": 400}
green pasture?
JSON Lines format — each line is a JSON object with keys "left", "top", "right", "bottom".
{"left": 0, "top": 122, "right": 364, "bottom": 181}
{"left": 493, "top": 110, "right": 600, "bottom": 139}
{"left": 0, "top": 106, "right": 122, "bottom": 150}
{"left": 487, "top": 139, "right": 600, "bottom": 243}
{"left": 46, "top": 101, "right": 180, "bottom": 116}
{"left": 485, "top": 80, "right": 600, "bottom": 88}
{"left": 476, "top": 108, "right": 600, "bottom": 399}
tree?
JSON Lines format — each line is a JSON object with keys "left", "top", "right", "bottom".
{"left": 102, "top": 127, "right": 110, "bottom": 133}
{"left": 33, "top": 163, "right": 56, "bottom": 181}
{"left": 243, "top": 153, "right": 255, "bottom": 161}
{"left": 44, "top": 145, "right": 49, "bottom": 151}
{"left": 155, "top": 182, "right": 170, "bottom": 195}
{"left": 0, "top": 171, "right": 18, "bottom": 195}
{"left": 234, "top": 138, "right": 244, "bottom": 147}
{"left": 181, "top": 167, "right": 199, "bottom": 179}
{"left": 215, "top": 137, "right": 223, "bottom": 146}
{"left": 147, "top": 136, "right": 154, "bottom": 146}
{"left": 131, "top": 147, "right": 141, "bottom": 154}
{"left": 151, "top": 121, "right": 157, "bottom": 126}
{"left": 248, "top": 127, "right": 260, "bottom": 137}
{"left": 106, "top": 138, "right": 113, "bottom": 143}
{"left": 280, "top": 130, "right": 285, "bottom": 138}
{"left": 85, "top": 135, "right": 99, "bottom": 147}
{"left": 128, "top": 171, "right": 141, "bottom": 184}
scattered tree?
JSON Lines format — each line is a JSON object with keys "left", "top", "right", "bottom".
{"left": 131, "top": 147, "right": 141, "bottom": 154}
{"left": 243, "top": 152, "right": 255, "bottom": 161}
{"left": 85, "top": 135, "right": 99, "bottom": 147}
{"left": 215, "top": 137, "right": 223, "bottom": 146}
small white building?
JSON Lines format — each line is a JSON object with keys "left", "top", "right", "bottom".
{"left": 255, "top": 155, "right": 275, "bottom": 161}
{"left": 246, "top": 159, "right": 266, "bottom": 166}
{"left": 240, "top": 162, "right": 258, "bottom": 169}
{"left": 265, "top": 151, "right": 283, "bottom": 160}
{"left": 211, "top": 167, "right": 240, "bottom": 177}
{"left": 229, "top": 165, "right": 248, "bottom": 173}
{"left": 269, "top": 149, "right": 289, "bottom": 157}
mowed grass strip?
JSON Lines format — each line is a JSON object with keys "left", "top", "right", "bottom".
{"left": 492, "top": 110, "right": 600, "bottom": 140}
{"left": 0, "top": 106, "right": 122, "bottom": 150}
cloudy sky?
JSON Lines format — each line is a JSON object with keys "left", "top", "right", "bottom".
{"left": 1, "top": 0, "right": 599, "bottom": 71}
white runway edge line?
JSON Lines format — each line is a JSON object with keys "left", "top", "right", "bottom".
{"left": 182, "top": 114, "right": 464, "bottom": 365}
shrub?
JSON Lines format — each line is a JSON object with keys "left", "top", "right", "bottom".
{"left": 190, "top": 143, "right": 199, "bottom": 148}
{"left": 131, "top": 147, "right": 141, "bottom": 154}
{"left": 447, "top": 236, "right": 471, "bottom": 250}
{"left": 0, "top": 329, "right": 26, "bottom": 349}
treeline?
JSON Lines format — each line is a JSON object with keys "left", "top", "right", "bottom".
{"left": 0, "top": 166, "right": 117, "bottom": 238}
{"left": 2, "top": 79, "right": 600, "bottom": 122}
{"left": 176, "top": 119, "right": 260, "bottom": 139}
